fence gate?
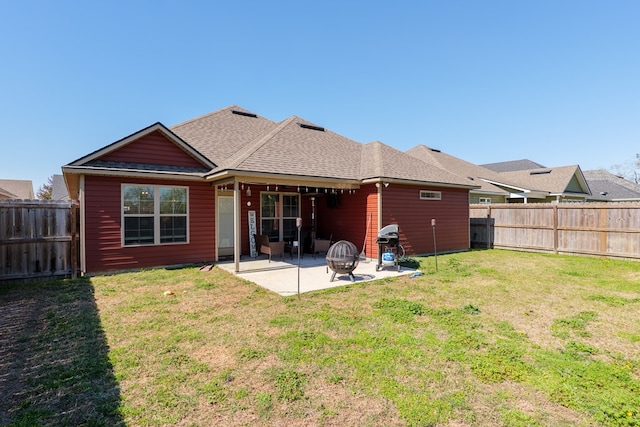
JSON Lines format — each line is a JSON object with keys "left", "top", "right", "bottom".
{"left": 0, "top": 200, "right": 78, "bottom": 282}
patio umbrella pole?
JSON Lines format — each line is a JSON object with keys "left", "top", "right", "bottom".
{"left": 431, "top": 218, "right": 438, "bottom": 272}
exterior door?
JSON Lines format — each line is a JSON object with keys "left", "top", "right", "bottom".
{"left": 217, "top": 196, "right": 234, "bottom": 257}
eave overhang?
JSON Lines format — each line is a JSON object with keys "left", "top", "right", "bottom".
{"left": 361, "top": 177, "right": 479, "bottom": 190}
{"left": 205, "top": 170, "right": 361, "bottom": 189}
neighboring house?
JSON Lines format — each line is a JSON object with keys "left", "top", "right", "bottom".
{"left": 0, "top": 179, "right": 34, "bottom": 200}
{"left": 51, "top": 174, "right": 70, "bottom": 200}
{"left": 407, "top": 148, "right": 591, "bottom": 203}
{"left": 583, "top": 169, "right": 640, "bottom": 202}
{"left": 62, "top": 105, "right": 478, "bottom": 275}
{"left": 486, "top": 165, "right": 592, "bottom": 203}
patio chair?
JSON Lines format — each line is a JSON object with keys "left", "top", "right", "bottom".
{"left": 312, "top": 233, "right": 333, "bottom": 259}
{"left": 254, "top": 234, "right": 285, "bottom": 262}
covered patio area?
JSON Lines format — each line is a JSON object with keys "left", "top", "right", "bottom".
{"left": 214, "top": 255, "right": 416, "bottom": 296}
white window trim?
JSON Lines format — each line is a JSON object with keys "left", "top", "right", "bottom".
{"left": 420, "top": 190, "right": 442, "bottom": 200}
{"left": 121, "top": 184, "right": 190, "bottom": 247}
{"left": 479, "top": 197, "right": 492, "bottom": 204}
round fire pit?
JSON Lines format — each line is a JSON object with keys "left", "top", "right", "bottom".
{"left": 326, "top": 240, "right": 360, "bottom": 282}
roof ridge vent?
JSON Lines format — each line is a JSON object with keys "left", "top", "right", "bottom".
{"left": 298, "top": 122, "right": 325, "bottom": 132}
{"left": 429, "top": 148, "right": 441, "bottom": 152}
{"left": 232, "top": 110, "right": 258, "bottom": 118}
{"left": 530, "top": 169, "right": 552, "bottom": 175}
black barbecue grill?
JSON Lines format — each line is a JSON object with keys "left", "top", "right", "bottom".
{"left": 375, "top": 224, "right": 401, "bottom": 272}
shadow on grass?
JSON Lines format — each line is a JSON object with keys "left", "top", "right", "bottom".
{"left": 0, "top": 278, "right": 124, "bottom": 426}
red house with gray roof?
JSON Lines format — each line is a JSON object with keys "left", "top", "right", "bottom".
{"left": 63, "top": 106, "right": 478, "bottom": 275}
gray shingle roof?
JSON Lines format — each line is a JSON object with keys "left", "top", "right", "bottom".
{"left": 583, "top": 169, "right": 640, "bottom": 201}
{"left": 172, "top": 107, "right": 474, "bottom": 186}
{"left": 497, "top": 165, "right": 588, "bottom": 194}
{"left": 171, "top": 106, "right": 277, "bottom": 166}
{"left": 369, "top": 142, "right": 473, "bottom": 186}
{"left": 481, "top": 159, "right": 546, "bottom": 172}
{"left": 407, "top": 145, "right": 513, "bottom": 194}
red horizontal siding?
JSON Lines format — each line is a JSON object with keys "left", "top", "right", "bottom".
{"left": 315, "top": 184, "right": 376, "bottom": 255}
{"left": 84, "top": 175, "right": 214, "bottom": 273}
{"left": 99, "top": 130, "right": 206, "bottom": 168}
{"left": 382, "top": 184, "right": 470, "bottom": 255}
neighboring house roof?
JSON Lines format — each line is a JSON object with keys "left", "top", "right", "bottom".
{"left": 407, "top": 147, "right": 592, "bottom": 201}
{"left": 406, "top": 145, "right": 515, "bottom": 195}
{"left": 0, "top": 179, "right": 34, "bottom": 199}
{"left": 481, "top": 159, "right": 546, "bottom": 172}
{"left": 583, "top": 169, "right": 640, "bottom": 201}
{"left": 494, "top": 165, "right": 591, "bottom": 197}
{"left": 63, "top": 105, "right": 477, "bottom": 199}
{"left": 51, "top": 174, "right": 70, "bottom": 200}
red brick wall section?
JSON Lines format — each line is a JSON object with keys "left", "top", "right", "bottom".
{"left": 83, "top": 175, "right": 215, "bottom": 274}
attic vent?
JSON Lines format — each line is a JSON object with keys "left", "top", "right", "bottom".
{"left": 232, "top": 110, "right": 257, "bottom": 118}
{"left": 429, "top": 148, "right": 441, "bottom": 153}
{"left": 530, "top": 169, "right": 552, "bottom": 175}
{"left": 467, "top": 176, "right": 475, "bottom": 180}
{"left": 298, "top": 122, "right": 325, "bottom": 132}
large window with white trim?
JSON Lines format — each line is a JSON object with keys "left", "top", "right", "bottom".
{"left": 122, "top": 184, "right": 188, "bottom": 246}
{"left": 260, "top": 193, "right": 300, "bottom": 241}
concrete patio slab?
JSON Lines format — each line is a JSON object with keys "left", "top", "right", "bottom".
{"left": 215, "top": 255, "right": 415, "bottom": 296}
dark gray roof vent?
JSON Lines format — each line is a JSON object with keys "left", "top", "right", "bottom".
{"left": 232, "top": 110, "right": 258, "bottom": 118}
{"left": 429, "top": 148, "right": 441, "bottom": 153}
{"left": 467, "top": 176, "right": 475, "bottom": 180}
{"left": 298, "top": 123, "right": 325, "bottom": 132}
{"left": 530, "top": 169, "right": 552, "bottom": 175}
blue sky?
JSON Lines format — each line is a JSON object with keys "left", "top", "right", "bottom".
{"left": 2, "top": 1, "right": 639, "bottom": 191}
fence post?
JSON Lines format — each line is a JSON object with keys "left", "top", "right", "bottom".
{"left": 70, "top": 204, "right": 78, "bottom": 279}
{"left": 486, "top": 205, "right": 492, "bottom": 249}
{"left": 553, "top": 205, "right": 558, "bottom": 254}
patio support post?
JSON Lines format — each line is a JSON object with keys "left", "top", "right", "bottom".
{"left": 234, "top": 180, "right": 241, "bottom": 273}
{"left": 376, "top": 181, "right": 383, "bottom": 260}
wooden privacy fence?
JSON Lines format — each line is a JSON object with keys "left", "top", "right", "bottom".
{"left": 0, "top": 200, "right": 78, "bottom": 282}
{"left": 470, "top": 203, "right": 640, "bottom": 260}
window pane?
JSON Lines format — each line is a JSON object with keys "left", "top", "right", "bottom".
{"left": 123, "top": 186, "right": 154, "bottom": 214}
{"left": 261, "top": 193, "right": 279, "bottom": 218}
{"left": 283, "top": 195, "right": 299, "bottom": 217}
{"left": 124, "top": 216, "right": 154, "bottom": 245}
{"left": 160, "top": 187, "right": 187, "bottom": 214}
{"left": 283, "top": 218, "right": 297, "bottom": 242}
{"left": 261, "top": 219, "right": 279, "bottom": 241}
{"left": 160, "top": 216, "right": 187, "bottom": 243}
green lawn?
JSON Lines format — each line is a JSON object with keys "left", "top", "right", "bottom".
{"left": 2, "top": 250, "right": 640, "bottom": 426}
